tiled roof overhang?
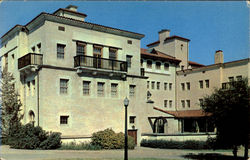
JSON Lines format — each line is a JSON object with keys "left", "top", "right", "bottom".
{"left": 153, "top": 107, "right": 211, "bottom": 118}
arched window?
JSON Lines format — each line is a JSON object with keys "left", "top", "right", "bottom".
{"left": 29, "top": 110, "right": 35, "bottom": 126}
{"left": 153, "top": 117, "right": 167, "bottom": 133}
{"left": 147, "top": 60, "right": 152, "bottom": 68}
{"left": 164, "top": 63, "right": 169, "bottom": 71}
{"left": 156, "top": 62, "right": 161, "bottom": 70}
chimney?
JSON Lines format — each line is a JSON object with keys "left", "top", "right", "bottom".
{"left": 66, "top": 5, "right": 78, "bottom": 12}
{"left": 159, "top": 29, "right": 170, "bottom": 44}
{"left": 214, "top": 50, "right": 224, "bottom": 64}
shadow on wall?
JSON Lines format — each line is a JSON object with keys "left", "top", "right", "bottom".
{"left": 183, "top": 153, "right": 246, "bottom": 160}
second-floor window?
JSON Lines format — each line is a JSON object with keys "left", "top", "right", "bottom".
{"left": 157, "top": 82, "right": 160, "bottom": 90}
{"left": 186, "top": 82, "right": 190, "bottom": 90}
{"left": 57, "top": 44, "right": 65, "bottom": 59}
{"left": 169, "top": 83, "right": 172, "bottom": 90}
{"left": 76, "top": 42, "right": 86, "bottom": 55}
{"left": 60, "top": 79, "right": 68, "bottom": 94}
{"left": 164, "top": 82, "right": 168, "bottom": 90}
{"left": 199, "top": 80, "right": 203, "bottom": 89}
{"left": 109, "top": 48, "right": 117, "bottom": 67}
{"left": 97, "top": 82, "right": 105, "bottom": 97}
{"left": 126, "top": 55, "right": 132, "bottom": 68}
{"left": 83, "top": 81, "right": 90, "bottom": 95}
{"left": 156, "top": 62, "right": 161, "bottom": 70}
{"left": 147, "top": 60, "right": 152, "bottom": 68}
{"left": 111, "top": 83, "right": 118, "bottom": 97}
{"left": 164, "top": 63, "right": 169, "bottom": 71}
{"left": 205, "top": 80, "right": 209, "bottom": 88}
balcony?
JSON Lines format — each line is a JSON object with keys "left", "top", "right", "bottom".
{"left": 74, "top": 55, "right": 127, "bottom": 74}
{"left": 18, "top": 53, "right": 43, "bottom": 73}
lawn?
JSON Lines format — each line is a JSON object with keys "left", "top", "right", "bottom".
{"left": 45, "top": 159, "right": 180, "bottom": 160}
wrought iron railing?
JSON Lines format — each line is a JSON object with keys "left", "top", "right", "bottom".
{"left": 18, "top": 53, "right": 43, "bottom": 69}
{"left": 74, "top": 55, "right": 127, "bottom": 72}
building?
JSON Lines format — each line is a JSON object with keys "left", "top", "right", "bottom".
{"left": 1, "top": 5, "right": 249, "bottom": 144}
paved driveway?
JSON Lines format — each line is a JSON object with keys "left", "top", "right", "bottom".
{"left": 0, "top": 145, "right": 247, "bottom": 160}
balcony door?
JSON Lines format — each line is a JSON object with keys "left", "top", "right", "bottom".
{"left": 93, "top": 45, "right": 102, "bottom": 68}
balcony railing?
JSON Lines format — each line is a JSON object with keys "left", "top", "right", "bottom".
{"left": 74, "top": 55, "right": 127, "bottom": 72}
{"left": 18, "top": 53, "right": 43, "bottom": 70}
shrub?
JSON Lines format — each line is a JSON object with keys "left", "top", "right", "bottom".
{"left": 60, "top": 141, "right": 102, "bottom": 150}
{"left": 8, "top": 123, "right": 61, "bottom": 149}
{"left": 91, "top": 128, "right": 135, "bottom": 149}
{"left": 140, "top": 139, "right": 213, "bottom": 150}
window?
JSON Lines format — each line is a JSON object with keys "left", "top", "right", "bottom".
{"left": 236, "top": 75, "right": 242, "bottom": 81}
{"left": 60, "top": 116, "right": 69, "bottom": 124}
{"left": 164, "top": 100, "right": 168, "bottom": 107}
{"left": 129, "top": 85, "right": 136, "bottom": 97}
{"left": 109, "top": 48, "right": 117, "bottom": 67}
{"left": 58, "top": 26, "right": 65, "bottom": 31}
{"left": 205, "top": 80, "right": 209, "bottom": 88}
{"left": 156, "top": 62, "right": 161, "bottom": 70}
{"left": 181, "top": 83, "right": 185, "bottom": 90}
{"left": 32, "top": 80, "right": 35, "bottom": 92}
{"left": 199, "top": 80, "right": 203, "bottom": 89}
{"left": 157, "top": 82, "right": 160, "bottom": 90}
{"left": 31, "top": 46, "right": 35, "bottom": 52}
{"left": 111, "top": 83, "right": 118, "bottom": 97}
{"left": 147, "top": 60, "right": 152, "bottom": 68}
{"left": 129, "top": 116, "right": 136, "bottom": 123}
{"left": 186, "top": 100, "right": 190, "bottom": 108}
{"left": 27, "top": 81, "right": 31, "bottom": 91}
{"left": 169, "top": 83, "right": 172, "bottom": 91}
{"left": 151, "top": 81, "right": 155, "bottom": 89}
{"left": 12, "top": 54, "right": 14, "bottom": 59}
{"left": 164, "top": 63, "right": 169, "bottom": 71}
{"left": 127, "top": 40, "right": 132, "bottom": 44}
{"left": 186, "top": 82, "right": 190, "bottom": 90}
{"left": 97, "top": 82, "right": 105, "bottom": 96}
{"left": 164, "top": 83, "right": 168, "bottom": 90}
{"left": 4, "top": 53, "right": 8, "bottom": 71}
{"left": 83, "top": 81, "right": 90, "bottom": 95}
{"left": 141, "top": 59, "right": 143, "bottom": 67}
{"left": 228, "top": 77, "right": 234, "bottom": 82}
{"left": 60, "top": 79, "right": 68, "bottom": 94}
{"left": 181, "top": 100, "right": 185, "bottom": 108}
{"left": 181, "top": 65, "right": 184, "bottom": 70}
{"left": 199, "top": 99, "right": 204, "bottom": 107}
{"left": 37, "top": 43, "right": 41, "bottom": 53}
{"left": 76, "top": 42, "right": 86, "bottom": 55}
{"left": 57, "top": 44, "right": 65, "bottom": 59}
{"left": 222, "top": 83, "right": 227, "bottom": 89}
{"left": 169, "top": 100, "right": 172, "bottom": 108}
{"left": 126, "top": 55, "right": 132, "bottom": 68}
{"left": 147, "top": 81, "right": 150, "bottom": 89}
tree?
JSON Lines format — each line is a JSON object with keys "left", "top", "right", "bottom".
{"left": 202, "top": 78, "right": 249, "bottom": 159}
{"left": 0, "top": 67, "right": 23, "bottom": 140}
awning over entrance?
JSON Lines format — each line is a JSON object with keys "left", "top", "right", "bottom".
{"left": 153, "top": 107, "right": 211, "bottom": 118}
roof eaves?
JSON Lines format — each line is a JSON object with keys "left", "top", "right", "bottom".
{"left": 146, "top": 41, "right": 160, "bottom": 47}
{"left": 164, "top": 35, "right": 190, "bottom": 42}
{"left": 1, "top": 25, "right": 23, "bottom": 39}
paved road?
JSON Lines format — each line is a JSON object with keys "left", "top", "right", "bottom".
{"left": 0, "top": 145, "right": 248, "bottom": 160}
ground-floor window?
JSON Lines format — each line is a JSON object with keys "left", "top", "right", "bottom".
{"left": 182, "top": 118, "right": 215, "bottom": 133}
{"left": 153, "top": 117, "right": 167, "bottom": 133}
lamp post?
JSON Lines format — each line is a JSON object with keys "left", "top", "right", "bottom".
{"left": 124, "top": 97, "right": 129, "bottom": 160}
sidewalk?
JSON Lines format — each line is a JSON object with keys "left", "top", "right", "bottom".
{"left": 0, "top": 145, "right": 248, "bottom": 160}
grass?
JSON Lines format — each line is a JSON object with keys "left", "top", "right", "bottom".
{"left": 45, "top": 159, "right": 180, "bottom": 160}
{"left": 59, "top": 142, "right": 102, "bottom": 150}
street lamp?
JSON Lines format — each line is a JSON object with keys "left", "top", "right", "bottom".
{"left": 124, "top": 97, "right": 129, "bottom": 160}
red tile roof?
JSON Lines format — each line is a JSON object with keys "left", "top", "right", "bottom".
{"left": 141, "top": 48, "right": 181, "bottom": 63}
{"left": 153, "top": 107, "right": 211, "bottom": 118}
{"left": 188, "top": 61, "right": 205, "bottom": 67}
{"left": 147, "top": 35, "right": 190, "bottom": 47}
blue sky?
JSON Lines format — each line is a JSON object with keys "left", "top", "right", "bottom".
{"left": 0, "top": 1, "right": 249, "bottom": 65}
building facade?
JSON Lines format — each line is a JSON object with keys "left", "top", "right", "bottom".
{"left": 1, "top": 5, "right": 249, "bottom": 144}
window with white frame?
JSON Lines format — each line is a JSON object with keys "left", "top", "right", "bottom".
{"left": 126, "top": 55, "right": 132, "bottom": 68}
{"left": 76, "top": 42, "right": 86, "bottom": 55}
{"left": 111, "top": 83, "right": 118, "bottom": 97}
{"left": 97, "top": 82, "right": 105, "bottom": 96}
{"left": 83, "top": 81, "right": 90, "bottom": 95}
{"left": 60, "top": 79, "right": 68, "bottom": 94}
{"left": 57, "top": 44, "right": 65, "bottom": 59}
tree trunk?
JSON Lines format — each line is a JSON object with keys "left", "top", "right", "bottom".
{"left": 244, "top": 143, "right": 248, "bottom": 160}
{"left": 233, "top": 146, "right": 238, "bottom": 158}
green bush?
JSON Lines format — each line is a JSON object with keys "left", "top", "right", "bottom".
{"left": 140, "top": 139, "right": 213, "bottom": 150}
{"left": 8, "top": 123, "right": 61, "bottom": 149}
{"left": 60, "top": 141, "right": 102, "bottom": 150}
{"left": 91, "top": 128, "right": 135, "bottom": 149}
